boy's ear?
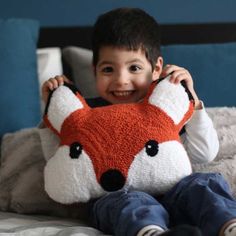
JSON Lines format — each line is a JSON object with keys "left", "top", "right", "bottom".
{"left": 152, "top": 56, "right": 163, "bottom": 81}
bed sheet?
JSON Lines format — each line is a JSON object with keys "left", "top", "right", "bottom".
{"left": 0, "top": 211, "right": 109, "bottom": 235}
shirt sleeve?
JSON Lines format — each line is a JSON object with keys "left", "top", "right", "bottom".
{"left": 181, "top": 102, "right": 219, "bottom": 164}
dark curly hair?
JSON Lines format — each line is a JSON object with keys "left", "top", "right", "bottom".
{"left": 92, "top": 8, "right": 161, "bottom": 71}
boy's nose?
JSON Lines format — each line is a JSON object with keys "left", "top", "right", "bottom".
{"left": 114, "top": 72, "right": 130, "bottom": 85}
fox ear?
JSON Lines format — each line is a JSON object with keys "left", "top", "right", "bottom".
{"left": 44, "top": 83, "right": 89, "bottom": 134}
{"left": 148, "top": 75, "right": 194, "bottom": 125}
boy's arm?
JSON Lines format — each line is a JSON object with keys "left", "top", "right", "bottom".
{"left": 161, "top": 65, "right": 219, "bottom": 163}
{"left": 181, "top": 102, "right": 219, "bottom": 164}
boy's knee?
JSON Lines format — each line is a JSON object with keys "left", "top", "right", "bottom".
{"left": 191, "top": 172, "right": 227, "bottom": 186}
{"left": 166, "top": 172, "right": 229, "bottom": 198}
{"left": 182, "top": 172, "right": 225, "bottom": 186}
{"left": 178, "top": 172, "right": 232, "bottom": 198}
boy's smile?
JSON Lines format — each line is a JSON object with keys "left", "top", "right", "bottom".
{"left": 95, "top": 46, "right": 162, "bottom": 104}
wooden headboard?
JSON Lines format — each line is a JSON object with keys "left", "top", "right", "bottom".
{"left": 38, "top": 23, "right": 236, "bottom": 49}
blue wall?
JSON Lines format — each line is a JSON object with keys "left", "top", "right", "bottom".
{"left": 0, "top": 0, "right": 236, "bottom": 26}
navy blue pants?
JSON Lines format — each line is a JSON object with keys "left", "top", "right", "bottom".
{"left": 89, "top": 173, "right": 236, "bottom": 236}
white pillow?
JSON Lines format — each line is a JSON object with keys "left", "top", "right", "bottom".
{"left": 62, "top": 46, "right": 98, "bottom": 98}
{"left": 37, "top": 47, "right": 63, "bottom": 113}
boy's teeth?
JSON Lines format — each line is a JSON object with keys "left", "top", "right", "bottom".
{"left": 113, "top": 91, "right": 132, "bottom": 97}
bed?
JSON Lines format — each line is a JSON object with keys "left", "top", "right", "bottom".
{"left": 0, "top": 20, "right": 236, "bottom": 235}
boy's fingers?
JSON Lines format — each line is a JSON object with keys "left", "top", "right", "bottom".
{"left": 170, "top": 73, "right": 187, "bottom": 84}
{"left": 54, "top": 75, "right": 73, "bottom": 85}
{"left": 45, "top": 80, "right": 54, "bottom": 90}
{"left": 43, "top": 75, "right": 73, "bottom": 95}
{"left": 170, "top": 70, "right": 185, "bottom": 79}
{"left": 50, "top": 78, "right": 59, "bottom": 89}
{"left": 162, "top": 67, "right": 183, "bottom": 77}
{"left": 54, "top": 75, "right": 64, "bottom": 86}
{"left": 62, "top": 75, "right": 73, "bottom": 84}
{"left": 162, "top": 65, "right": 179, "bottom": 73}
{"left": 47, "top": 78, "right": 58, "bottom": 90}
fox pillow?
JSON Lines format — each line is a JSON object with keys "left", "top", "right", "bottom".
{"left": 43, "top": 75, "right": 194, "bottom": 203}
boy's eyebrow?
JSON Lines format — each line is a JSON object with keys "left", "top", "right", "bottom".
{"left": 97, "top": 61, "right": 112, "bottom": 67}
{"left": 97, "top": 58, "right": 144, "bottom": 67}
{"left": 126, "top": 58, "right": 144, "bottom": 64}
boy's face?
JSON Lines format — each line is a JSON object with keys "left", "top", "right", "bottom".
{"left": 94, "top": 46, "right": 163, "bottom": 104}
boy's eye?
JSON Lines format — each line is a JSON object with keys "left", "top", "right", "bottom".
{"left": 102, "top": 67, "right": 113, "bottom": 73}
{"left": 129, "top": 65, "right": 142, "bottom": 72}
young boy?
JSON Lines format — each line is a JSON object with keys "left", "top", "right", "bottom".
{"left": 42, "top": 7, "right": 236, "bottom": 236}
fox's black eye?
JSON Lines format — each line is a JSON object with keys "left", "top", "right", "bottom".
{"left": 145, "top": 140, "right": 159, "bottom": 157}
{"left": 70, "top": 142, "right": 83, "bottom": 159}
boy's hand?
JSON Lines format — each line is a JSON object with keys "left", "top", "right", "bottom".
{"left": 161, "top": 64, "right": 202, "bottom": 109}
{"left": 42, "top": 75, "right": 72, "bottom": 104}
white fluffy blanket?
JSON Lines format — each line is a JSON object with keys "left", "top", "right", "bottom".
{"left": 193, "top": 107, "right": 236, "bottom": 194}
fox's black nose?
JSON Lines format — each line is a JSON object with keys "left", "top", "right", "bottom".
{"left": 100, "top": 169, "right": 125, "bottom": 191}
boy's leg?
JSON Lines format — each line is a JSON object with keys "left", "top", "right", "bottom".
{"left": 89, "top": 189, "right": 169, "bottom": 236}
{"left": 161, "top": 172, "right": 236, "bottom": 236}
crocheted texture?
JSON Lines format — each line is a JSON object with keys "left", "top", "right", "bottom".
{"left": 43, "top": 76, "right": 194, "bottom": 203}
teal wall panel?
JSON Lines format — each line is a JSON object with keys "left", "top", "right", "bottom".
{"left": 0, "top": 0, "right": 236, "bottom": 26}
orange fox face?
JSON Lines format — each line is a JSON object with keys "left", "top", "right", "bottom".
{"left": 44, "top": 76, "right": 194, "bottom": 203}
